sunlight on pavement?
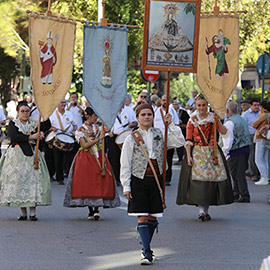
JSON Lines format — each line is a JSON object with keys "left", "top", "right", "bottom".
{"left": 87, "top": 248, "right": 173, "bottom": 270}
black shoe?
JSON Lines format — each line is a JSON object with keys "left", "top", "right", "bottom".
{"left": 204, "top": 214, "right": 211, "bottom": 221}
{"left": 141, "top": 249, "right": 156, "bottom": 262}
{"left": 198, "top": 213, "right": 205, "bottom": 221}
{"left": 93, "top": 212, "right": 100, "bottom": 220}
{"left": 116, "top": 181, "right": 121, "bottom": 187}
{"left": 140, "top": 249, "right": 153, "bottom": 265}
{"left": 165, "top": 182, "right": 171, "bottom": 186}
{"left": 88, "top": 212, "right": 94, "bottom": 220}
{"left": 58, "top": 181, "right": 64, "bottom": 185}
{"left": 29, "top": 215, "right": 38, "bottom": 221}
{"left": 18, "top": 216, "right": 27, "bottom": 221}
{"left": 235, "top": 197, "right": 250, "bottom": 203}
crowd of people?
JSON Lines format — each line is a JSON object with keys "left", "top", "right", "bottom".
{"left": 0, "top": 88, "right": 269, "bottom": 265}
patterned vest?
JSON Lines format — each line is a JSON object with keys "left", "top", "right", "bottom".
{"left": 131, "top": 128, "right": 164, "bottom": 179}
{"left": 227, "top": 114, "right": 251, "bottom": 150}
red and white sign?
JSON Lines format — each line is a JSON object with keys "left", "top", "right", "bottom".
{"left": 142, "top": 70, "right": 160, "bottom": 82}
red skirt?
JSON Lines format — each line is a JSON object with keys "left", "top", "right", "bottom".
{"left": 71, "top": 150, "right": 115, "bottom": 199}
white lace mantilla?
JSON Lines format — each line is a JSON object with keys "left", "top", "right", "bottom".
{"left": 190, "top": 111, "right": 214, "bottom": 127}
{"left": 13, "top": 118, "right": 38, "bottom": 134}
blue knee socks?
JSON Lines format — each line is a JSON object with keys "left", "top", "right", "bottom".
{"left": 148, "top": 219, "right": 158, "bottom": 243}
{"left": 137, "top": 222, "right": 152, "bottom": 259}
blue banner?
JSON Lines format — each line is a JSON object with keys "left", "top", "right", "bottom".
{"left": 83, "top": 23, "right": 128, "bottom": 129}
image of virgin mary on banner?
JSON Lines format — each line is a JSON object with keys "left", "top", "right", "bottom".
{"left": 196, "top": 16, "right": 239, "bottom": 118}
{"left": 29, "top": 14, "right": 76, "bottom": 120}
{"left": 83, "top": 23, "right": 128, "bottom": 129}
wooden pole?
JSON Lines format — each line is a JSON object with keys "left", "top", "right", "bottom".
{"left": 162, "top": 70, "right": 171, "bottom": 198}
{"left": 101, "top": 123, "right": 106, "bottom": 177}
{"left": 213, "top": 118, "right": 218, "bottom": 165}
{"left": 47, "top": 0, "right": 52, "bottom": 16}
{"left": 99, "top": 1, "right": 107, "bottom": 177}
{"left": 213, "top": 0, "right": 220, "bottom": 15}
{"left": 100, "top": 0, "right": 108, "bottom": 26}
{"left": 34, "top": 114, "right": 42, "bottom": 170}
{"left": 26, "top": 10, "right": 139, "bottom": 28}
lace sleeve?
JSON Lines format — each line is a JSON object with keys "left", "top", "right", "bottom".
{"left": 75, "top": 130, "right": 85, "bottom": 143}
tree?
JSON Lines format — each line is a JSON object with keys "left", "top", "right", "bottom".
{"left": 0, "top": 0, "right": 270, "bottom": 101}
{"left": 0, "top": 47, "right": 16, "bottom": 105}
{"left": 170, "top": 73, "right": 199, "bottom": 106}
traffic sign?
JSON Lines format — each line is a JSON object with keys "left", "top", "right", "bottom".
{"left": 256, "top": 53, "right": 270, "bottom": 76}
{"left": 141, "top": 69, "right": 161, "bottom": 82}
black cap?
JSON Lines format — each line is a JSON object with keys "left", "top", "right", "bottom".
{"left": 240, "top": 99, "right": 251, "bottom": 104}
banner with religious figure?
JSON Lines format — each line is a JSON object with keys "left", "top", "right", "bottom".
{"left": 83, "top": 23, "right": 128, "bottom": 129}
{"left": 29, "top": 14, "right": 76, "bottom": 120}
{"left": 142, "top": 0, "right": 201, "bottom": 73}
{"left": 196, "top": 16, "right": 239, "bottom": 118}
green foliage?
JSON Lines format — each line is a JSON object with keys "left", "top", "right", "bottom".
{"left": 127, "top": 69, "right": 147, "bottom": 102}
{"left": 241, "top": 88, "right": 270, "bottom": 101}
{"left": 0, "top": 47, "right": 16, "bottom": 105}
{"left": 183, "top": 4, "right": 196, "bottom": 16}
{"left": 170, "top": 73, "right": 199, "bottom": 106}
{"left": 105, "top": 0, "right": 144, "bottom": 66}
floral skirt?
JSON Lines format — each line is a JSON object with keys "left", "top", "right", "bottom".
{"left": 0, "top": 145, "right": 51, "bottom": 207}
{"left": 176, "top": 145, "right": 233, "bottom": 206}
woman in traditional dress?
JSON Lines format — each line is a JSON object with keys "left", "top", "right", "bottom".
{"left": 176, "top": 95, "right": 233, "bottom": 221}
{"left": 0, "top": 101, "right": 51, "bottom": 221}
{"left": 120, "top": 103, "right": 185, "bottom": 265}
{"left": 63, "top": 107, "right": 120, "bottom": 220}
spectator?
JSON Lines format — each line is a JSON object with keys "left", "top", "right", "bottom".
{"left": 252, "top": 100, "right": 270, "bottom": 185}
{"left": 242, "top": 98, "right": 260, "bottom": 181}
{"left": 185, "top": 89, "right": 198, "bottom": 114}
{"left": 240, "top": 99, "right": 251, "bottom": 114}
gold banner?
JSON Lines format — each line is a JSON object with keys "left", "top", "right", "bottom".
{"left": 196, "top": 16, "right": 239, "bottom": 118}
{"left": 29, "top": 14, "right": 76, "bottom": 120}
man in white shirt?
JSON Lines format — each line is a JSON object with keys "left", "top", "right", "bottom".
{"left": 185, "top": 89, "right": 198, "bottom": 114}
{"left": 242, "top": 98, "right": 260, "bottom": 181}
{"left": 6, "top": 94, "right": 18, "bottom": 120}
{"left": 154, "top": 95, "right": 179, "bottom": 186}
{"left": 124, "top": 93, "right": 134, "bottom": 110}
{"left": 107, "top": 102, "right": 137, "bottom": 186}
{"left": 50, "top": 99, "right": 77, "bottom": 185}
{"left": 222, "top": 101, "right": 251, "bottom": 203}
{"left": 66, "top": 92, "right": 84, "bottom": 129}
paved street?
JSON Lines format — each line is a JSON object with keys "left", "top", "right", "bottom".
{"left": 0, "top": 161, "right": 270, "bottom": 270}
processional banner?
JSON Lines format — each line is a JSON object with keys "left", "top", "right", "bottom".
{"left": 83, "top": 23, "right": 128, "bottom": 130}
{"left": 196, "top": 16, "right": 239, "bottom": 118}
{"left": 29, "top": 14, "right": 76, "bottom": 120}
{"left": 142, "top": 0, "right": 201, "bottom": 73}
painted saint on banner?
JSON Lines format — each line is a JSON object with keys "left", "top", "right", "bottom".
{"left": 39, "top": 31, "right": 58, "bottom": 84}
{"left": 205, "top": 29, "right": 231, "bottom": 80}
{"left": 101, "top": 40, "right": 112, "bottom": 88}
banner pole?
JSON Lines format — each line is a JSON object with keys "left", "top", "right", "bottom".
{"left": 99, "top": 1, "right": 107, "bottom": 177}
{"left": 162, "top": 70, "right": 170, "bottom": 198}
{"left": 34, "top": 114, "right": 42, "bottom": 170}
{"left": 100, "top": 0, "right": 108, "bottom": 26}
{"left": 213, "top": 118, "right": 218, "bottom": 165}
{"left": 47, "top": 0, "right": 52, "bottom": 16}
{"left": 101, "top": 123, "right": 106, "bottom": 177}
